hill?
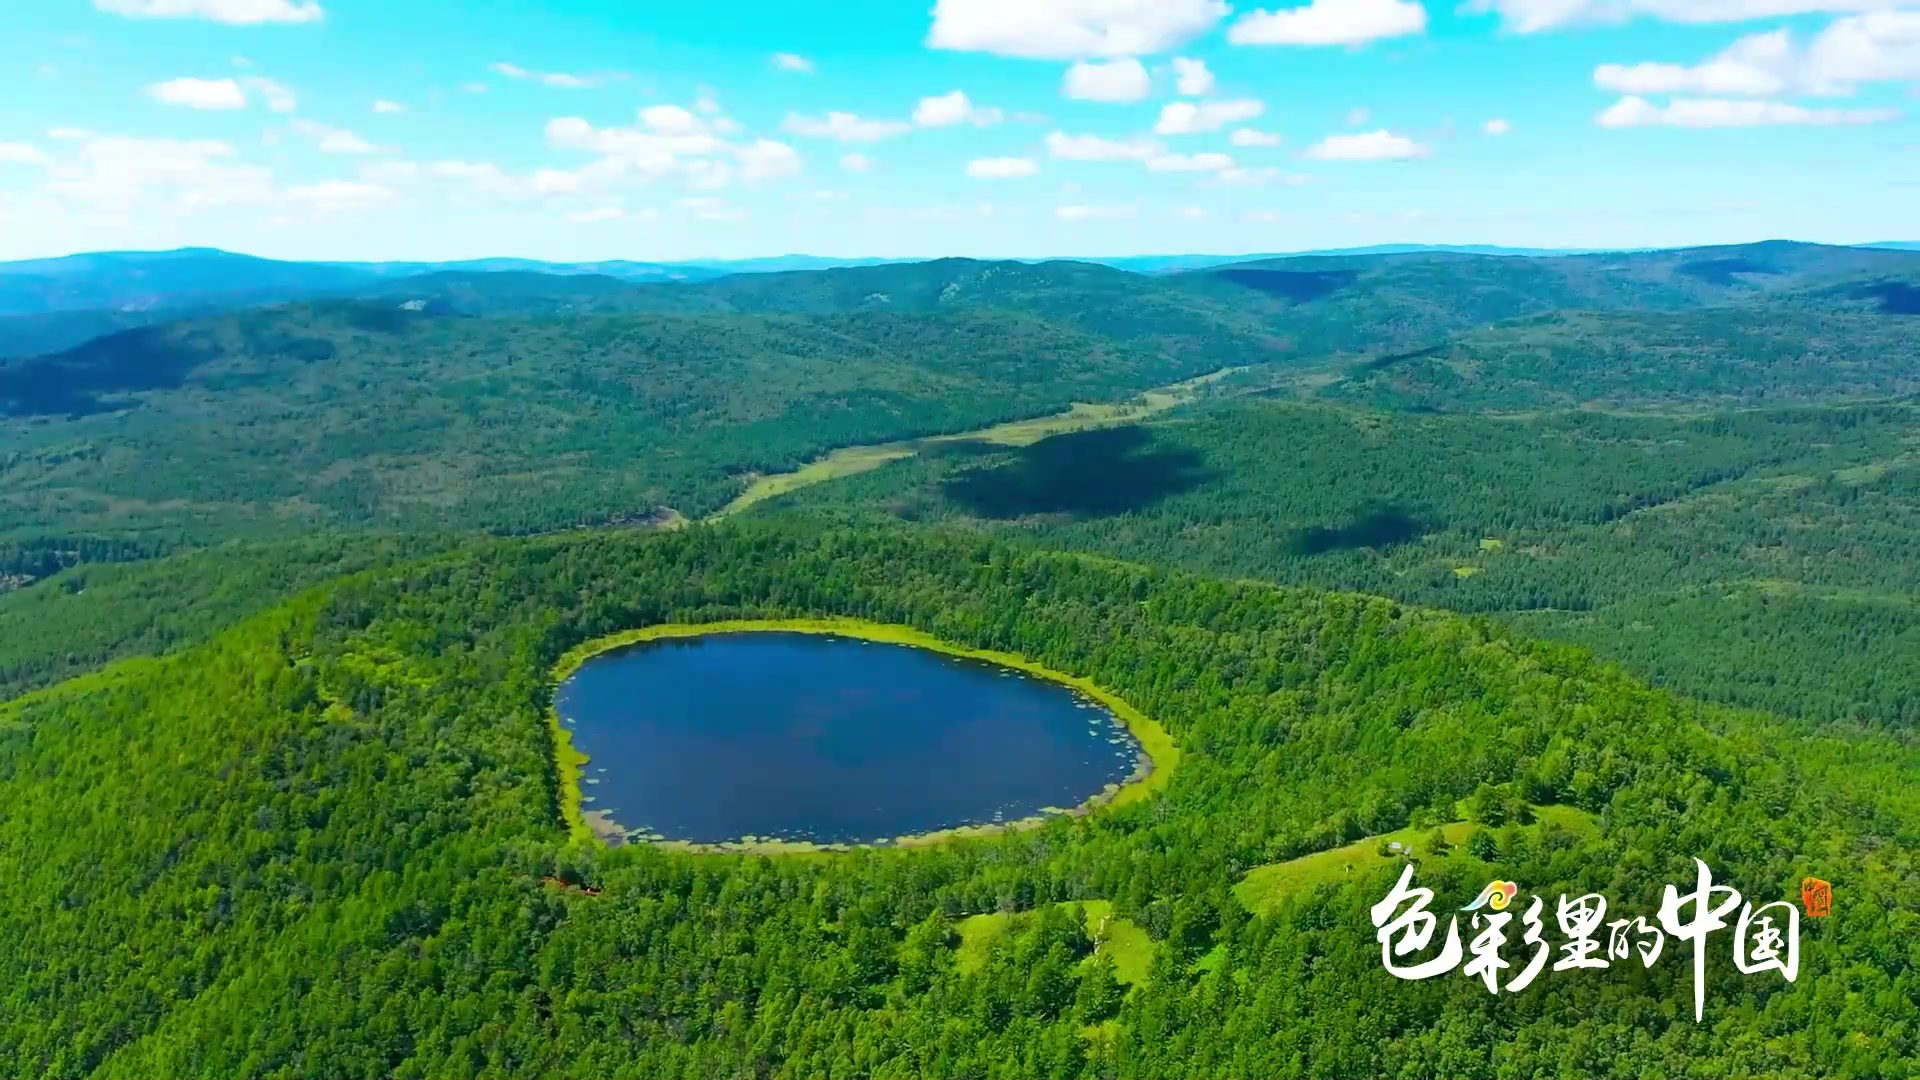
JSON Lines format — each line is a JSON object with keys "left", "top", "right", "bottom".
{"left": 766, "top": 398, "right": 1920, "bottom": 727}
{"left": 0, "top": 523, "right": 1912, "bottom": 1077}
{"left": 0, "top": 298, "right": 1258, "bottom": 543}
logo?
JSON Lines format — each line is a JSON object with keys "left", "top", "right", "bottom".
{"left": 1461, "top": 880, "right": 1518, "bottom": 912}
{"left": 1800, "top": 876, "right": 1832, "bottom": 918}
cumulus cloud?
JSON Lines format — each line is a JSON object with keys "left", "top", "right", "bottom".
{"left": 1484, "top": 117, "right": 1512, "bottom": 134}
{"left": 146, "top": 77, "right": 249, "bottom": 110}
{"left": 967, "top": 156, "right": 1040, "bottom": 177}
{"left": 42, "top": 134, "right": 276, "bottom": 216}
{"left": 1595, "top": 94, "right": 1899, "bottom": 126}
{"left": 373, "top": 100, "right": 404, "bottom": 114}
{"left": 1303, "top": 128, "right": 1428, "bottom": 159}
{"left": 96, "top": 0, "right": 322, "bottom": 24}
{"left": 289, "top": 120, "right": 378, "bottom": 154}
{"left": 491, "top": 62, "right": 621, "bottom": 89}
{"left": 1146, "top": 151, "right": 1235, "bottom": 171}
{"left": 241, "top": 76, "right": 297, "bottom": 112}
{"left": 738, "top": 138, "right": 804, "bottom": 181}
{"left": 1171, "top": 57, "right": 1216, "bottom": 95}
{"left": 1595, "top": 13, "right": 1920, "bottom": 97}
{"left": 782, "top": 111, "right": 914, "bottom": 142}
{"left": 1230, "top": 127, "right": 1284, "bottom": 146}
{"left": 914, "top": 90, "right": 1004, "bottom": 127}
{"left": 1468, "top": 0, "right": 1904, "bottom": 33}
{"left": 1155, "top": 98, "right": 1265, "bottom": 134}
{"left": 1230, "top": 0, "right": 1427, "bottom": 45}
{"left": 839, "top": 152, "right": 874, "bottom": 172}
{"left": 1045, "top": 130, "right": 1161, "bottom": 160}
{"left": 927, "top": 0, "right": 1230, "bottom": 59}
{"left": 0, "top": 143, "right": 51, "bottom": 166}
{"left": 1057, "top": 203, "right": 1138, "bottom": 219}
{"left": 1063, "top": 58, "right": 1152, "bottom": 102}
{"left": 772, "top": 52, "right": 815, "bottom": 73}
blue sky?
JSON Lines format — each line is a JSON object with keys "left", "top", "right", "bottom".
{"left": 0, "top": 0, "right": 1914, "bottom": 261}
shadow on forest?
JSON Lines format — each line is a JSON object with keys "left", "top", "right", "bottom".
{"left": 940, "top": 425, "right": 1211, "bottom": 519}
{"left": 1854, "top": 280, "right": 1920, "bottom": 315}
{"left": 0, "top": 326, "right": 220, "bottom": 417}
{"left": 1675, "top": 258, "right": 1782, "bottom": 287}
{"left": 1207, "top": 268, "right": 1360, "bottom": 303}
{"left": 1287, "top": 504, "right": 1431, "bottom": 554}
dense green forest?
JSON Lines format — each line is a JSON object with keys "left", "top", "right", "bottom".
{"left": 2, "top": 525, "right": 1914, "bottom": 1078}
{"left": 770, "top": 400, "right": 1920, "bottom": 727}
{"left": 2, "top": 243, "right": 1918, "bottom": 1077}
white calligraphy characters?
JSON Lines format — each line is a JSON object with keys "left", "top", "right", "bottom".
{"left": 1370, "top": 859, "right": 1799, "bottom": 1020}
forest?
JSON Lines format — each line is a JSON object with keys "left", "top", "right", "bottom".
{"left": 1, "top": 242, "right": 1918, "bottom": 1078}
{"left": 1, "top": 525, "right": 1914, "bottom": 1078}
{"left": 773, "top": 399, "right": 1920, "bottom": 728}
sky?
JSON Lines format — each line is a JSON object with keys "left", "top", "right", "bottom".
{"left": 0, "top": 0, "right": 1915, "bottom": 262}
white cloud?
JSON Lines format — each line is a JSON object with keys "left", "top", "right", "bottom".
{"left": 1595, "top": 94, "right": 1899, "bottom": 126}
{"left": 1045, "top": 130, "right": 1161, "bottom": 160}
{"left": 839, "top": 152, "right": 875, "bottom": 173}
{"left": 927, "top": 0, "right": 1230, "bottom": 58}
{"left": 738, "top": 139, "right": 804, "bottom": 181}
{"left": 772, "top": 52, "right": 815, "bottom": 73}
{"left": 44, "top": 135, "right": 275, "bottom": 216}
{"left": 1346, "top": 106, "right": 1371, "bottom": 125}
{"left": 232, "top": 55, "right": 255, "bottom": 68}
{"left": 95, "top": 0, "right": 323, "bottom": 24}
{"left": 782, "top": 111, "right": 914, "bottom": 142}
{"left": 1244, "top": 209, "right": 1285, "bottom": 223}
{"left": 1484, "top": 117, "right": 1512, "bottom": 134}
{"left": 1171, "top": 57, "right": 1216, "bottom": 95}
{"left": 48, "top": 128, "right": 96, "bottom": 141}
{"left": 285, "top": 179, "right": 396, "bottom": 213}
{"left": 675, "top": 195, "right": 745, "bottom": 221}
{"left": 1595, "top": 13, "right": 1920, "bottom": 97}
{"left": 0, "top": 144, "right": 51, "bottom": 166}
{"left": 1217, "top": 166, "right": 1312, "bottom": 184}
{"left": 1230, "top": 0, "right": 1427, "bottom": 45}
{"left": 146, "top": 77, "right": 248, "bottom": 110}
{"left": 241, "top": 76, "right": 297, "bottom": 112}
{"left": 291, "top": 120, "right": 377, "bottom": 154}
{"left": 1155, "top": 98, "right": 1264, "bottom": 134}
{"left": 1468, "top": 0, "right": 1905, "bottom": 34}
{"left": 914, "top": 90, "right": 1005, "bottom": 127}
{"left": 1063, "top": 58, "right": 1152, "bottom": 102}
{"left": 1230, "top": 127, "right": 1284, "bottom": 146}
{"left": 428, "top": 160, "right": 521, "bottom": 196}
{"left": 966, "top": 156, "right": 1040, "bottom": 177}
{"left": 461, "top": 82, "right": 489, "bottom": 94}
{"left": 373, "top": 100, "right": 404, "bottom": 114}
{"left": 1057, "top": 203, "right": 1138, "bottom": 219}
{"left": 492, "top": 62, "right": 608, "bottom": 89}
{"left": 1145, "top": 151, "right": 1235, "bottom": 171}
{"left": 1174, "top": 205, "right": 1208, "bottom": 219}
{"left": 568, "top": 205, "right": 627, "bottom": 223}
{"left": 1304, "top": 128, "right": 1428, "bottom": 159}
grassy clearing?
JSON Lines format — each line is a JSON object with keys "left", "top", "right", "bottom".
{"left": 711, "top": 366, "right": 1250, "bottom": 519}
{"left": 954, "top": 899, "right": 1155, "bottom": 986}
{"left": 1233, "top": 805, "right": 1598, "bottom": 916}
{"left": 547, "top": 617, "right": 1180, "bottom": 853}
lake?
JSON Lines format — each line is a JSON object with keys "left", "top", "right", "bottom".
{"left": 554, "top": 631, "right": 1147, "bottom": 846}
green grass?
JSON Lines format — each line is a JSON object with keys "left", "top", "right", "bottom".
{"left": 954, "top": 900, "right": 1155, "bottom": 985}
{"left": 1233, "top": 805, "right": 1598, "bottom": 916}
{"left": 713, "top": 366, "right": 1250, "bottom": 518}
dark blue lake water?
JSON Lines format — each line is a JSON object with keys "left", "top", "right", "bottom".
{"left": 554, "top": 631, "right": 1145, "bottom": 846}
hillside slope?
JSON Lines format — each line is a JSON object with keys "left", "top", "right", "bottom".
{"left": 0, "top": 524, "right": 1912, "bottom": 1077}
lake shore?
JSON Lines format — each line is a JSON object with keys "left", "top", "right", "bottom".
{"left": 546, "top": 617, "right": 1180, "bottom": 854}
